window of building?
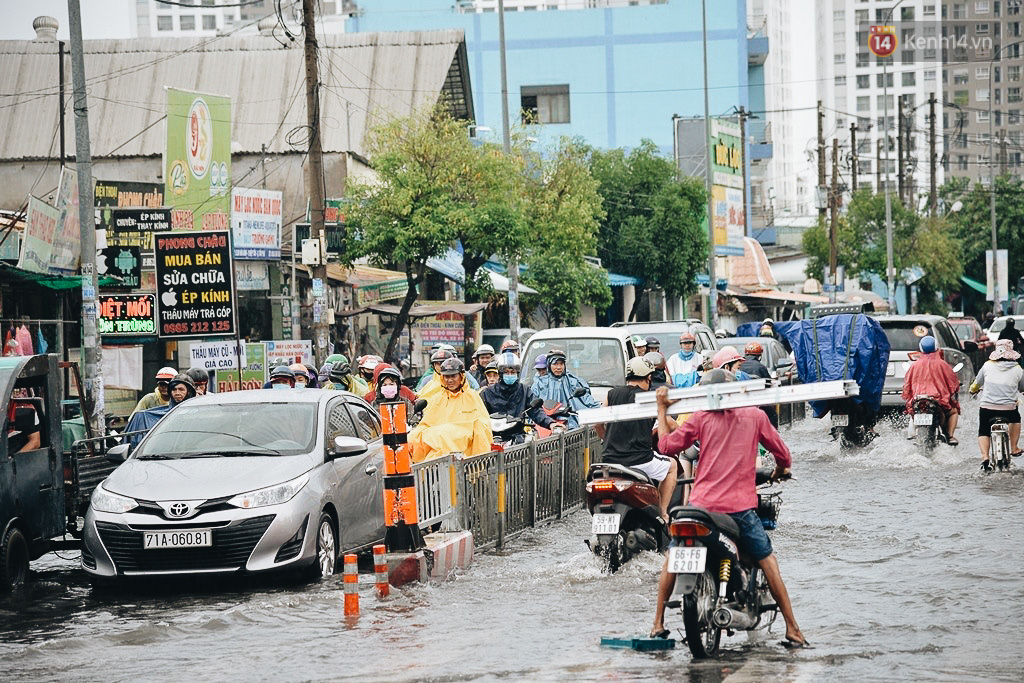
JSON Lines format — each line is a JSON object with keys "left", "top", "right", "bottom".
{"left": 520, "top": 85, "right": 570, "bottom": 124}
{"left": 923, "top": 4, "right": 936, "bottom": 16}
{"left": 1010, "top": 86, "right": 1023, "bottom": 102}
{"left": 958, "top": 155, "right": 969, "bottom": 170}
{"left": 157, "top": 15, "right": 173, "bottom": 31}
{"left": 202, "top": 0, "right": 215, "bottom": 5}
{"left": 976, "top": 0, "right": 991, "bottom": 13}
{"left": 1010, "top": 22, "right": 1022, "bottom": 37}
{"left": 856, "top": 52, "right": 870, "bottom": 67}
{"left": 1009, "top": 65, "right": 1022, "bottom": 81}
{"left": 877, "top": 72, "right": 894, "bottom": 88}
{"left": 202, "top": 15, "right": 217, "bottom": 30}
{"left": 835, "top": 53, "right": 846, "bottom": 64}
{"left": 977, "top": 110, "right": 991, "bottom": 122}
{"left": 976, "top": 23, "right": 990, "bottom": 35}
{"left": 903, "top": 72, "right": 916, "bottom": 86}
{"left": 1010, "top": 130, "right": 1022, "bottom": 144}
{"left": 977, "top": 66, "right": 991, "bottom": 80}
{"left": 180, "top": 14, "right": 196, "bottom": 30}
{"left": 1010, "top": 109, "right": 1022, "bottom": 123}
{"left": 901, "top": 6, "right": 915, "bottom": 20}
{"left": 953, "top": 4, "right": 967, "bottom": 20}
{"left": 978, "top": 88, "right": 990, "bottom": 101}
{"left": 856, "top": 9, "right": 868, "bottom": 23}
{"left": 857, "top": 74, "right": 870, "bottom": 88}
{"left": 857, "top": 96, "right": 871, "bottom": 111}
{"left": 954, "top": 69, "right": 969, "bottom": 84}
{"left": 954, "top": 90, "right": 969, "bottom": 106}
{"left": 877, "top": 94, "right": 894, "bottom": 110}
{"left": 836, "top": 75, "right": 848, "bottom": 86}
{"left": 834, "top": 10, "right": 845, "bottom": 20}
{"left": 925, "top": 69, "right": 937, "bottom": 81}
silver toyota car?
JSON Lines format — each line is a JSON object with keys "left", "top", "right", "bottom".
{"left": 82, "top": 389, "right": 386, "bottom": 581}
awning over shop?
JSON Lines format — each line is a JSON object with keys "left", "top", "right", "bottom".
{"left": 0, "top": 262, "right": 122, "bottom": 289}
{"left": 609, "top": 272, "right": 643, "bottom": 286}
{"left": 730, "top": 288, "right": 829, "bottom": 304}
{"left": 346, "top": 264, "right": 409, "bottom": 307}
{"left": 487, "top": 269, "right": 537, "bottom": 294}
{"left": 961, "top": 275, "right": 987, "bottom": 295}
{"left": 367, "top": 302, "right": 488, "bottom": 318}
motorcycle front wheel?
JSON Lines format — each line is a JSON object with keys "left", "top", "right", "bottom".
{"left": 682, "top": 568, "right": 721, "bottom": 658}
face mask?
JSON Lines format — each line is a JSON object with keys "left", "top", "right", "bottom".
{"left": 381, "top": 384, "right": 398, "bottom": 399}
{"left": 272, "top": 383, "right": 290, "bottom": 390}
{"left": 294, "top": 379, "right": 307, "bottom": 388}
{"left": 502, "top": 373, "right": 518, "bottom": 385}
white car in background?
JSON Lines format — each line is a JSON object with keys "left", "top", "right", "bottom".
{"left": 985, "top": 315, "right": 1024, "bottom": 345}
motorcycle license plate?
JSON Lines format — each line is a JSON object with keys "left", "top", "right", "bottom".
{"left": 667, "top": 546, "right": 707, "bottom": 574}
{"left": 913, "top": 413, "right": 934, "bottom": 426}
{"left": 832, "top": 414, "right": 849, "bottom": 427}
{"left": 591, "top": 513, "right": 620, "bottom": 535}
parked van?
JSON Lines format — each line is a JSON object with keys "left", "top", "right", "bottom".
{"left": 520, "top": 327, "right": 638, "bottom": 402}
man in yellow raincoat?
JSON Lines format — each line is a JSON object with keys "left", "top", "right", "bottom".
{"left": 409, "top": 357, "right": 492, "bottom": 462}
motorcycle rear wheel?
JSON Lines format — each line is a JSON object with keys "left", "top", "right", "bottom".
{"left": 916, "top": 425, "right": 937, "bottom": 453}
{"left": 682, "top": 568, "right": 721, "bottom": 658}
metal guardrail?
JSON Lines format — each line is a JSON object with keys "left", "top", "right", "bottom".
{"left": 410, "top": 426, "right": 602, "bottom": 551}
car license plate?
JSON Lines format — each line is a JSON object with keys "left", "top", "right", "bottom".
{"left": 591, "top": 513, "right": 620, "bottom": 535}
{"left": 143, "top": 529, "right": 212, "bottom": 550}
{"left": 832, "top": 414, "right": 849, "bottom": 427}
{"left": 668, "top": 546, "right": 707, "bottom": 574}
{"left": 886, "top": 362, "right": 896, "bottom": 377}
{"left": 913, "top": 413, "right": 934, "bottom": 426}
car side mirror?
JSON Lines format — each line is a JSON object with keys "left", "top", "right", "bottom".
{"left": 961, "top": 340, "right": 978, "bottom": 352}
{"left": 106, "top": 443, "right": 130, "bottom": 463}
{"left": 329, "top": 435, "right": 368, "bottom": 459}
{"left": 528, "top": 397, "right": 543, "bottom": 411}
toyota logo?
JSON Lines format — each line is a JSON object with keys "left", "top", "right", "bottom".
{"left": 168, "top": 502, "right": 190, "bottom": 518}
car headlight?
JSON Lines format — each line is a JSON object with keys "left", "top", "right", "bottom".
{"left": 91, "top": 484, "right": 139, "bottom": 514}
{"left": 228, "top": 473, "right": 309, "bottom": 509}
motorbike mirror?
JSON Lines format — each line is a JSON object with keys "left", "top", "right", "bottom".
{"left": 952, "top": 362, "right": 964, "bottom": 373}
{"left": 413, "top": 398, "right": 428, "bottom": 414}
{"left": 528, "top": 397, "right": 543, "bottom": 411}
{"left": 572, "top": 387, "right": 587, "bottom": 398}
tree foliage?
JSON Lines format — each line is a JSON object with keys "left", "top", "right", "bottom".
{"left": 802, "top": 189, "right": 962, "bottom": 310}
{"left": 586, "top": 140, "right": 709, "bottom": 321}
{"left": 942, "top": 175, "right": 1024, "bottom": 289}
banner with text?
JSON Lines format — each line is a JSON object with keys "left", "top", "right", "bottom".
{"left": 95, "top": 179, "right": 165, "bottom": 269}
{"left": 265, "top": 339, "right": 313, "bottom": 366}
{"left": 231, "top": 187, "right": 282, "bottom": 259}
{"left": 98, "top": 294, "right": 157, "bottom": 336}
{"left": 17, "top": 196, "right": 59, "bottom": 274}
{"left": 189, "top": 340, "right": 247, "bottom": 371}
{"left": 165, "top": 88, "right": 231, "bottom": 231}
{"left": 50, "top": 166, "right": 81, "bottom": 274}
{"left": 214, "top": 342, "right": 266, "bottom": 392}
{"left": 154, "top": 230, "right": 235, "bottom": 338}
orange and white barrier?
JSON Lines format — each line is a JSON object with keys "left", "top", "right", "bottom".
{"left": 379, "top": 401, "right": 424, "bottom": 552}
{"left": 343, "top": 553, "right": 359, "bottom": 615}
{"left": 424, "top": 530, "right": 474, "bottom": 580}
{"left": 373, "top": 544, "right": 389, "bottom": 598}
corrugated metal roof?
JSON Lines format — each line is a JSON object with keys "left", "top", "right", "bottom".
{"left": 0, "top": 29, "right": 472, "bottom": 161}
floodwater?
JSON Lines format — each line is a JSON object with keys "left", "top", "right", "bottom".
{"left": 3, "top": 411, "right": 1024, "bottom": 682}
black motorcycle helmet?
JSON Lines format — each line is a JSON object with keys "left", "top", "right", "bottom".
{"left": 167, "top": 373, "right": 197, "bottom": 401}
{"left": 328, "top": 356, "right": 351, "bottom": 383}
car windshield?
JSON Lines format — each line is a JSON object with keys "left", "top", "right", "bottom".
{"left": 880, "top": 322, "right": 939, "bottom": 351}
{"left": 523, "top": 337, "right": 624, "bottom": 387}
{"left": 950, "top": 322, "right": 973, "bottom": 341}
{"left": 134, "top": 402, "right": 317, "bottom": 458}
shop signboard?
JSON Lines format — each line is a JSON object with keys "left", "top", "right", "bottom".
{"left": 96, "top": 246, "right": 142, "bottom": 289}
{"left": 413, "top": 307, "right": 482, "bottom": 356}
{"left": 235, "top": 261, "right": 270, "bottom": 290}
{"left": 165, "top": 88, "right": 231, "bottom": 231}
{"left": 231, "top": 187, "right": 282, "bottom": 259}
{"left": 17, "top": 196, "right": 59, "bottom": 274}
{"left": 97, "top": 294, "right": 156, "bottom": 336}
{"left": 154, "top": 230, "right": 235, "bottom": 338}
{"left": 189, "top": 339, "right": 246, "bottom": 371}
{"left": 214, "top": 342, "right": 267, "bottom": 392}
{"left": 265, "top": 339, "right": 313, "bottom": 366}
{"left": 709, "top": 118, "right": 745, "bottom": 255}
{"left": 354, "top": 277, "right": 408, "bottom": 307}
{"left": 95, "top": 180, "right": 165, "bottom": 269}
{"left": 50, "top": 166, "right": 81, "bottom": 274}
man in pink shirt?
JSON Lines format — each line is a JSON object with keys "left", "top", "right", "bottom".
{"left": 647, "top": 369, "right": 808, "bottom": 648}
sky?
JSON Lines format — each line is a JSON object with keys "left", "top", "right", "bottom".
{"left": 0, "top": 1, "right": 135, "bottom": 41}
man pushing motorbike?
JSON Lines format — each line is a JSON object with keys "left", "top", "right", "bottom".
{"left": 648, "top": 370, "right": 808, "bottom": 648}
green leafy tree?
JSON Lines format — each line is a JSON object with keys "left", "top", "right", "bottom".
{"left": 344, "top": 106, "right": 521, "bottom": 361}
{"left": 802, "top": 189, "right": 962, "bottom": 311}
{"left": 587, "top": 140, "right": 709, "bottom": 321}
{"left": 521, "top": 138, "right": 611, "bottom": 327}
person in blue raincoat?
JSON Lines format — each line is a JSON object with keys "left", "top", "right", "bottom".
{"left": 665, "top": 332, "right": 703, "bottom": 388}
{"left": 125, "top": 373, "right": 196, "bottom": 449}
{"left": 531, "top": 348, "right": 600, "bottom": 429}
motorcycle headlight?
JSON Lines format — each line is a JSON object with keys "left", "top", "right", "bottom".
{"left": 228, "top": 473, "right": 309, "bottom": 509}
{"left": 91, "top": 484, "right": 139, "bottom": 514}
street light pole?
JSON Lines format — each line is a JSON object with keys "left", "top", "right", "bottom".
{"left": 701, "top": 0, "right": 719, "bottom": 330}
{"left": 880, "top": 1, "right": 907, "bottom": 314}
{"left": 497, "top": 0, "right": 519, "bottom": 342}
{"left": 990, "top": 48, "right": 998, "bottom": 314}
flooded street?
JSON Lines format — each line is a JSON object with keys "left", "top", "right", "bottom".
{"left": 3, "top": 411, "right": 1024, "bottom": 682}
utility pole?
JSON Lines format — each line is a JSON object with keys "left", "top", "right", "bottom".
{"left": 897, "top": 96, "right": 905, "bottom": 204}
{"left": 929, "top": 94, "right": 937, "bottom": 216}
{"left": 829, "top": 139, "right": 839, "bottom": 304}
{"left": 1000, "top": 135, "right": 1008, "bottom": 176}
{"left": 737, "top": 106, "right": 749, "bottom": 236}
{"left": 58, "top": 40, "right": 66, "bottom": 165}
{"left": 67, "top": 0, "right": 103, "bottom": 437}
{"left": 302, "top": 0, "right": 330, "bottom": 365}
{"left": 701, "top": 0, "right": 718, "bottom": 329}
{"left": 498, "top": 0, "right": 519, "bottom": 341}
{"left": 850, "top": 122, "right": 858, "bottom": 192}
{"left": 817, "top": 100, "right": 826, "bottom": 222}
{"left": 876, "top": 138, "right": 883, "bottom": 192}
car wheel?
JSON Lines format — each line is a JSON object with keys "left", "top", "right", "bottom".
{"left": 315, "top": 512, "right": 338, "bottom": 578}
{"left": 1, "top": 526, "right": 30, "bottom": 592}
